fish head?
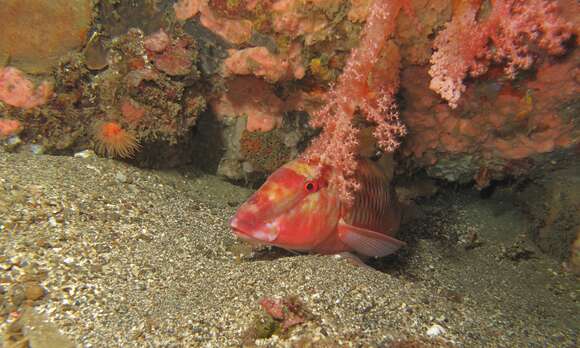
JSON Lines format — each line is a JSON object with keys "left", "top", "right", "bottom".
{"left": 230, "top": 159, "right": 341, "bottom": 251}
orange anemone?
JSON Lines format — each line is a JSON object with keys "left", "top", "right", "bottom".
{"left": 93, "top": 121, "right": 140, "bottom": 158}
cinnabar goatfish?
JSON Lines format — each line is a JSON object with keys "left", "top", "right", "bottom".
{"left": 230, "top": 157, "right": 405, "bottom": 257}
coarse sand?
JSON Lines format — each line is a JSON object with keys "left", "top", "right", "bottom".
{"left": 0, "top": 151, "right": 578, "bottom": 347}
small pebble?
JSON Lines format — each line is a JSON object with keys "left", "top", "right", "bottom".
{"left": 426, "top": 324, "right": 446, "bottom": 337}
{"left": 6, "top": 135, "right": 22, "bottom": 146}
{"left": 11, "top": 286, "right": 26, "bottom": 306}
{"left": 115, "top": 172, "right": 128, "bottom": 183}
{"left": 63, "top": 257, "right": 74, "bottom": 265}
{"left": 29, "top": 144, "right": 45, "bottom": 155}
{"left": 24, "top": 283, "right": 45, "bottom": 301}
{"left": 4, "top": 136, "right": 22, "bottom": 151}
{"left": 74, "top": 149, "right": 96, "bottom": 158}
{"left": 48, "top": 216, "right": 58, "bottom": 227}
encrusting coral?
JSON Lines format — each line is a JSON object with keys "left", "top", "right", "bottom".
{"left": 0, "top": 67, "right": 53, "bottom": 109}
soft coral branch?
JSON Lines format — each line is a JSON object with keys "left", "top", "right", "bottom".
{"left": 429, "top": 0, "right": 573, "bottom": 108}
{"left": 305, "top": 0, "right": 408, "bottom": 203}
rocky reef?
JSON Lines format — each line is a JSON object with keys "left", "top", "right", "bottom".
{"left": 0, "top": 0, "right": 579, "bottom": 345}
{"left": 1, "top": 0, "right": 577, "bottom": 179}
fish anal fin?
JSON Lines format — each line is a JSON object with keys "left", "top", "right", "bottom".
{"left": 337, "top": 222, "right": 405, "bottom": 257}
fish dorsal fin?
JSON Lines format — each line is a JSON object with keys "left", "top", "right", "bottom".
{"left": 337, "top": 221, "right": 405, "bottom": 257}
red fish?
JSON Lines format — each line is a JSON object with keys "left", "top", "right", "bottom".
{"left": 230, "top": 157, "right": 405, "bottom": 257}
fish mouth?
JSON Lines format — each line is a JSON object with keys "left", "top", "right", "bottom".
{"left": 231, "top": 230, "right": 264, "bottom": 246}
{"left": 229, "top": 215, "right": 278, "bottom": 243}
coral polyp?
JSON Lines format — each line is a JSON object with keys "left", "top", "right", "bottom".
{"left": 93, "top": 121, "right": 141, "bottom": 159}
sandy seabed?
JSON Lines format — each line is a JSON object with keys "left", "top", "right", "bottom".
{"left": 0, "top": 151, "right": 578, "bottom": 347}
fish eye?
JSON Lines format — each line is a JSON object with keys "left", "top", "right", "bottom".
{"left": 304, "top": 180, "right": 319, "bottom": 193}
{"left": 370, "top": 150, "right": 383, "bottom": 161}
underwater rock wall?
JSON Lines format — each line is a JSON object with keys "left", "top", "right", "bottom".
{"left": 400, "top": 51, "right": 579, "bottom": 187}
{"left": 1, "top": 2, "right": 207, "bottom": 164}
{"left": 0, "top": 0, "right": 578, "bottom": 181}
{"left": 514, "top": 163, "right": 580, "bottom": 272}
{"left": 0, "top": 0, "right": 92, "bottom": 74}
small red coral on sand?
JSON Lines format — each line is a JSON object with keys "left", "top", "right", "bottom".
{"left": 93, "top": 121, "right": 140, "bottom": 158}
{"left": 0, "top": 119, "right": 22, "bottom": 138}
{"left": 0, "top": 67, "right": 53, "bottom": 109}
{"left": 259, "top": 297, "right": 306, "bottom": 330}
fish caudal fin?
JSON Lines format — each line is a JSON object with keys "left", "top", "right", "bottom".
{"left": 338, "top": 222, "right": 405, "bottom": 257}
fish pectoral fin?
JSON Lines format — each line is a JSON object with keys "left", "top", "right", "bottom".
{"left": 337, "top": 223, "right": 405, "bottom": 257}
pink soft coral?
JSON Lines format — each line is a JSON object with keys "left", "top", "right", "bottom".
{"left": 304, "top": 0, "right": 409, "bottom": 203}
{"left": 429, "top": 0, "right": 573, "bottom": 108}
